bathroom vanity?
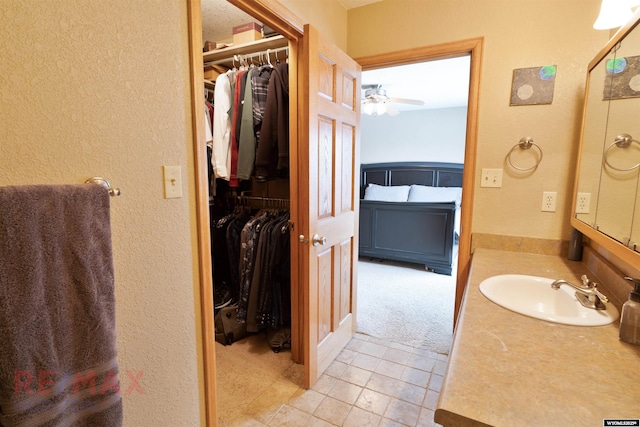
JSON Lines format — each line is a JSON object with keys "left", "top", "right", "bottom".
{"left": 435, "top": 248, "right": 640, "bottom": 427}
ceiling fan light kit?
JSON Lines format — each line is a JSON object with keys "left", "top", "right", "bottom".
{"left": 362, "top": 101, "right": 392, "bottom": 116}
{"left": 361, "top": 84, "right": 424, "bottom": 116}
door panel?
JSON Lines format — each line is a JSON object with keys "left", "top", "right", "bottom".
{"left": 318, "top": 118, "right": 334, "bottom": 218}
{"left": 339, "top": 240, "right": 352, "bottom": 320}
{"left": 300, "top": 24, "right": 361, "bottom": 387}
{"left": 317, "top": 248, "right": 333, "bottom": 343}
{"left": 341, "top": 125, "right": 354, "bottom": 212}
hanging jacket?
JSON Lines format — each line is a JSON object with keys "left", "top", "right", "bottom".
{"left": 211, "top": 72, "right": 232, "bottom": 180}
{"left": 255, "top": 63, "right": 289, "bottom": 181}
{"left": 237, "top": 68, "right": 257, "bottom": 180}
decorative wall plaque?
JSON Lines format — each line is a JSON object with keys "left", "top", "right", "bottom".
{"left": 510, "top": 65, "right": 557, "bottom": 106}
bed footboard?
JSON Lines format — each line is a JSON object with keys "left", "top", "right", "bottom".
{"left": 359, "top": 200, "right": 456, "bottom": 275}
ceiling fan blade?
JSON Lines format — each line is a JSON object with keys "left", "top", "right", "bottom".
{"left": 389, "top": 97, "right": 425, "bottom": 105}
{"left": 385, "top": 104, "right": 400, "bottom": 116}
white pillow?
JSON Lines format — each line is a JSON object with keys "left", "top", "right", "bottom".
{"left": 363, "top": 184, "right": 410, "bottom": 202}
{"left": 408, "top": 185, "right": 462, "bottom": 205}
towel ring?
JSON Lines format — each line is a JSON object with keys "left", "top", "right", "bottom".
{"left": 85, "top": 177, "right": 121, "bottom": 197}
{"left": 507, "top": 137, "right": 543, "bottom": 171}
{"left": 603, "top": 134, "right": 640, "bottom": 172}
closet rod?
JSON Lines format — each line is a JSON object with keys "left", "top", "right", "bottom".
{"left": 236, "top": 195, "right": 289, "bottom": 203}
{"left": 230, "top": 194, "right": 290, "bottom": 210}
{"left": 204, "top": 46, "right": 289, "bottom": 67}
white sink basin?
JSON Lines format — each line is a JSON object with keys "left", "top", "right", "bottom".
{"left": 478, "top": 274, "right": 619, "bottom": 326}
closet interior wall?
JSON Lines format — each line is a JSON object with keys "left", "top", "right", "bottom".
{"left": 202, "top": 19, "right": 295, "bottom": 355}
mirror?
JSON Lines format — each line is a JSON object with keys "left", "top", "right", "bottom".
{"left": 572, "top": 10, "right": 640, "bottom": 266}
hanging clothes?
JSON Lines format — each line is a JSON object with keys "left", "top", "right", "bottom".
{"left": 210, "top": 205, "right": 290, "bottom": 331}
{"left": 204, "top": 102, "right": 213, "bottom": 148}
{"left": 251, "top": 65, "right": 274, "bottom": 162}
{"left": 211, "top": 72, "right": 233, "bottom": 180}
{"left": 237, "top": 209, "right": 271, "bottom": 323}
{"left": 255, "top": 63, "right": 289, "bottom": 181}
{"left": 237, "top": 67, "right": 257, "bottom": 180}
{"left": 228, "top": 70, "right": 247, "bottom": 188}
{"left": 255, "top": 212, "right": 290, "bottom": 330}
{"left": 207, "top": 48, "right": 292, "bottom": 351}
{"left": 205, "top": 100, "right": 215, "bottom": 198}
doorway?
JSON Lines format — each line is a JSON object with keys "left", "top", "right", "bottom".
{"left": 187, "top": 1, "right": 308, "bottom": 424}
{"left": 356, "top": 56, "right": 470, "bottom": 354}
{"left": 190, "top": 1, "right": 365, "bottom": 424}
{"left": 355, "top": 37, "right": 483, "bottom": 329}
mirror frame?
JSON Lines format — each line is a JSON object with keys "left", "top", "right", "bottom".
{"left": 571, "top": 9, "right": 640, "bottom": 269}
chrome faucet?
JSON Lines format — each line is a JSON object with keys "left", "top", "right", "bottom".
{"left": 551, "top": 275, "right": 609, "bottom": 310}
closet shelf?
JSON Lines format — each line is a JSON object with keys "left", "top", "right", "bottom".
{"left": 203, "top": 35, "right": 287, "bottom": 68}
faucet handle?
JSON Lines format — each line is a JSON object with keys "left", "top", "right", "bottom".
{"left": 581, "top": 275, "right": 609, "bottom": 303}
{"left": 625, "top": 277, "right": 640, "bottom": 284}
{"left": 580, "top": 275, "right": 594, "bottom": 288}
{"left": 594, "top": 288, "right": 609, "bottom": 304}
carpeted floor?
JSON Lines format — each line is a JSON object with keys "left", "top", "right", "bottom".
{"left": 356, "top": 258, "right": 456, "bottom": 355}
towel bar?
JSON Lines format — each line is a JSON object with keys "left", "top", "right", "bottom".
{"left": 507, "top": 137, "right": 543, "bottom": 171}
{"left": 603, "top": 134, "right": 640, "bottom": 172}
{"left": 85, "top": 177, "right": 121, "bottom": 196}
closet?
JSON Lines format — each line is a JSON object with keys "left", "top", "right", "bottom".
{"left": 203, "top": 32, "right": 294, "bottom": 353}
{"left": 191, "top": 1, "right": 362, "bottom": 423}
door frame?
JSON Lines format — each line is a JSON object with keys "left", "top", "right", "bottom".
{"left": 354, "top": 37, "right": 483, "bottom": 326}
{"left": 186, "top": 0, "right": 304, "bottom": 425}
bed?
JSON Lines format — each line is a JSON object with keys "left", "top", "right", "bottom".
{"left": 358, "top": 162, "right": 464, "bottom": 275}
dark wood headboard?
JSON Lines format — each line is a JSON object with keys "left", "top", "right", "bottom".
{"left": 360, "top": 162, "right": 464, "bottom": 198}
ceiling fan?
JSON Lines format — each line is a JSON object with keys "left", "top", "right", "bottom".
{"left": 361, "top": 84, "right": 425, "bottom": 116}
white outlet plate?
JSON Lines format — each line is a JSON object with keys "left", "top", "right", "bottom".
{"left": 163, "top": 165, "right": 182, "bottom": 199}
{"left": 481, "top": 168, "right": 503, "bottom": 188}
{"left": 576, "top": 192, "right": 591, "bottom": 214}
{"left": 542, "top": 191, "right": 557, "bottom": 212}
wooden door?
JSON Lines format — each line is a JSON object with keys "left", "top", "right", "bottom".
{"left": 298, "top": 24, "right": 361, "bottom": 387}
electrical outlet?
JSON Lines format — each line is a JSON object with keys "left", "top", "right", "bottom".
{"left": 541, "top": 191, "right": 557, "bottom": 212}
{"left": 480, "top": 168, "right": 503, "bottom": 188}
{"left": 576, "top": 192, "right": 591, "bottom": 214}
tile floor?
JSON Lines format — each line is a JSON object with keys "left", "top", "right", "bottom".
{"left": 227, "top": 332, "right": 447, "bottom": 426}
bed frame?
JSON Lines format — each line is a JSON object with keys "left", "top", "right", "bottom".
{"left": 358, "top": 162, "right": 464, "bottom": 275}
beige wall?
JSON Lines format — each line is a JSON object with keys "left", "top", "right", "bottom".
{"left": 279, "top": 0, "right": 348, "bottom": 50}
{"left": 0, "top": 1, "right": 203, "bottom": 425}
{"left": 1, "top": 0, "right": 622, "bottom": 423}
{"left": 348, "top": 0, "right": 610, "bottom": 241}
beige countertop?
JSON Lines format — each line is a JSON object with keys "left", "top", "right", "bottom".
{"left": 435, "top": 248, "right": 640, "bottom": 427}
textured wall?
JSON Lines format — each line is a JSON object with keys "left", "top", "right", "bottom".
{"left": 279, "top": 0, "right": 348, "bottom": 50}
{"left": 0, "top": 1, "right": 203, "bottom": 425}
{"left": 348, "top": 0, "right": 610, "bottom": 240}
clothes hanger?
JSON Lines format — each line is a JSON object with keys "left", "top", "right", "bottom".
{"left": 266, "top": 49, "right": 273, "bottom": 67}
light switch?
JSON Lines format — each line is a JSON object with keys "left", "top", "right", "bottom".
{"left": 163, "top": 165, "right": 182, "bottom": 199}
{"left": 480, "top": 168, "right": 503, "bottom": 188}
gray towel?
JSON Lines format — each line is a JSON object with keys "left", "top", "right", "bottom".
{"left": 0, "top": 184, "right": 122, "bottom": 427}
